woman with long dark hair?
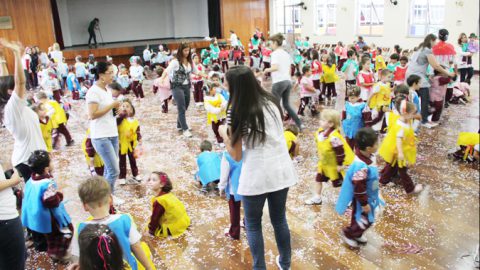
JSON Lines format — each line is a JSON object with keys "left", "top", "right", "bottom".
{"left": 220, "top": 66, "right": 297, "bottom": 270}
{"left": 456, "top": 33, "right": 474, "bottom": 84}
{"left": 405, "top": 34, "right": 454, "bottom": 128}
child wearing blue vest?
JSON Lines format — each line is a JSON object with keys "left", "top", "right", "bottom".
{"left": 219, "top": 151, "right": 243, "bottom": 240}
{"left": 336, "top": 128, "right": 385, "bottom": 248}
{"left": 195, "top": 140, "right": 222, "bottom": 193}
{"left": 342, "top": 86, "right": 372, "bottom": 150}
{"left": 22, "top": 150, "right": 73, "bottom": 262}
{"left": 71, "top": 176, "right": 155, "bottom": 270}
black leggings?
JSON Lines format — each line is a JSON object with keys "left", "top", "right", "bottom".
{"left": 0, "top": 217, "right": 26, "bottom": 270}
{"left": 459, "top": 68, "right": 473, "bottom": 84}
{"left": 88, "top": 30, "right": 97, "bottom": 45}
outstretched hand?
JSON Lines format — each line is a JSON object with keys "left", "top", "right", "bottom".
{"left": 0, "top": 39, "right": 24, "bottom": 54}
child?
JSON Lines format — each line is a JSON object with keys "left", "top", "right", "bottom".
{"left": 305, "top": 109, "right": 355, "bottom": 205}
{"left": 393, "top": 56, "right": 408, "bottom": 85}
{"left": 298, "top": 65, "right": 319, "bottom": 116}
{"left": 45, "top": 71, "right": 63, "bottom": 103}
{"left": 253, "top": 67, "right": 263, "bottom": 85}
{"left": 430, "top": 69, "right": 451, "bottom": 124}
{"left": 369, "top": 69, "right": 392, "bottom": 111}
{"left": 36, "top": 91, "right": 74, "bottom": 148}
{"left": 219, "top": 45, "right": 230, "bottom": 73}
{"left": 195, "top": 140, "right": 222, "bottom": 193}
{"left": 386, "top": 53, "right": 399, "bottom": 73}
{"left": 262, "top": 45, "right": 272, "bottom": 76}
{"left": 74, "top": 177, "right": 155, "bottom": 270}
{"left": 58, "top": 58, "right": 69, "bottom": 89}
{"left": 152, "top": 67, "right": 172, "bottom": 113}
{"left": 320, "top": 56, "right": 339, "bottom": 105}
{"left": 310, "top": 50, "right": 322, "bottom": 93}
{"left": 117, "top": 99, "right": 142, "bottom": 185}
{"left": 22, "top": 150, "right": 73, "bottom": 262}
{"left": 74, "top": 55, "right": 87, "bottom": 84}
{"left": 342, "top": 86, "right": 372, "bottom": 150}
{"left": 336, "top": 127, "right": 385, "bottom": 248}
{"left": 218, "top": 150, "right": 243, "bottom": 240}
{"left": 66, "top": 66, "right": 80, "bottom": 100}
{"left": 211, "top": 73, "right": 229, "bottom": 101}
{"left": 143, "top": 45, "right": 152, "bottom": 66}
{"left": 445, "top": 61, "right": 456, "bottom": 107}
{"left": 129, "top": 57, "right": 145, "bottom": 99}
{"left": 32, "top": 103, "right": 54, "bottom": 152}
{"left": 341, "top": 50, "right": 359, "bottom": 92}
{"left": 250, "top": 50, "right": 261, "bottom": 69}
{"left": 451, "top": 81, "right": 471, "bottom": 105}
{"left": 146, "top": 172, "right": 190, "bottom": 238}
{"left": 82, "top": 128, "right": 104, "bottom": 177}
{"left": 357, "top": 57, "right": 375, "bottom": 101}
{"left": 208, "top": 64, "right": 224, "bottom": 81}
{"left": 117, "top": 66, "right": 131, "bottom": 94}
{"left": 448, "top": 131, "right": 480, "bottom": 163}
{"left": 192, "top": 54, "right": 206, "bottom": 106}
{"left": 378, "top": 99, "right": 423, "bottom": 194}
{"left": 204, "top": 82, "right": 228, "bottom": 144}
{"left": 79, "top": 81, "right": 89, "bottom": 99}
{"left": 233, "top": 46, "right": 243, "bottom": 65}
{"left": 284, "top": 124, "right": 300, "bottom": 159}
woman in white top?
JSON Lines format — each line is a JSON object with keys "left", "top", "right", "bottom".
{"left": 49, "top": 43, "right": 63, "bottom": 64}
{"left": 86, "top": 62, "right": 121, "bottom": 195}
{"left": 264, "top": 33, "right": 303, "bottom": 130}
{"left": 221, "top": 66, "right": 297, "bottom": 270}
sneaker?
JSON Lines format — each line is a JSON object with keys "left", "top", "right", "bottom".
{"left": 410, "top": 184, "right": 423, "bottom": 194}
{"left": 355, "top": 235, "right": 368, "bottom": 244}
{"left": 300, "top": 124, "right": 306, "bottom": 131}
{"left": 66, "top": 140, "right": 75, "bottom": 147}
{"left": 118, "top": 178, "right": 127, "bottom": 185}
{"left": 133, "top": 175, "right": 143, "bottom": 182}
{"left": 223, "top": 228, "right": 234, "bottom": 239}
{"left": 183, "top": 130, "right": 192, "bottom": 138}
{"left": 126, "top": 178, "right": 140, "bottom": 185}
{"left": 340, "top": 232, "right": 359, "bottom": 248}
{"left": 177, "top": 127, "right": 183, "bottom": 131}
{"left": 275, "top": 255, "right": 291, "bottom": 270}
{"left": 304, "top": 196, "right": 322, "bottom": 205}
{"left": 112, "top": 195, "right": 125, "bottom": 205}
{"left": 200, "top": 186, "right": 208, "bottom": 193}
{"left": 422, "top": 122, "right": 438, "bottom": 129}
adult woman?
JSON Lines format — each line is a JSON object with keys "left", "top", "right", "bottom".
{"left": 86, "top": 61, "right": 121, "bottom": 199}
{"left": 405, "top": 34, "right": 454, "bottom": 128}
{"left": 30, "top": 46, "right": 39, "bottom": 88}
{"left": 21, "top": 47, "right": 33, "bottom": 90}
{"left": 264, "top": 33, "right": 303, "bottom": 129}
{"left": 50, "top": 42, "right": 63, "bottom": 64}
{"left": 160, "top": 42, "right": 203, "bottom": 137}
{"left": 221, "top": 66, "right": 297, "bottom": 270}
{"left": 456, "top": 33, "right": 474, "bottom": 84}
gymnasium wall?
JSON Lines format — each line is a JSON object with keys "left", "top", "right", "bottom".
{"left": 270, "top": 0, "right": 480, "bottom": 70}
{"left": 56, "top": 0, "right": 209, "bottom": 47}
{"left": 0, "top": 0, "right": 56, "bottom": 73}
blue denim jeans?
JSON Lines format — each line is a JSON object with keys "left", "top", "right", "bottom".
{"left": 91, "top": 136, "right": 119, "bottom": 193}
{"left": 242, "top": 188, "right": 291, "bottom": 270}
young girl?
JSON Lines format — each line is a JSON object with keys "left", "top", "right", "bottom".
{"left": 82, "top": 128, "right": 104, "bottom": 177}
{"left": 74, "top": 55, "right": 87, "bottom": 84}
{"left": 219, "top": 45, "right": 230, "bottom": 73}
{"left": 45, "top": 71, "right": 63, "bottom": 103}
{"left": 204, "top": 82, "right": 228, "bottom": 144}
{"left": 152, "top": 67, "right": 172, "bottom": 113}
{"left": 320, "top": 56, "right": 339, "bottom": 105}
{"left": 310, "top": 50, "right": 322, "bottom": 93}
{"left": 195, "top": 140, "right": 222, "bottom": 193}
{"left": 341, "top": 50, "right": 359, "bottom": 93}
{"left": 233, "top": 46, "right": 243, "bottom": 65}
{"left": 66, "top": 65, "right": 80, "bottom": 100}
{"left": 305, "top": 109, "right": 354, "bottom": 205}
{"left": 261, "top": 45, "right": 272, "bottom": 77}
{"left": 449, "top": 131, "right": 480, "bottom": 162}
{"left": 146, "top": 171, "right": 190, "bottom": 238}
{"left": 298, "top": 65, "right": 319, "bottom": 116}
{"left": 22, "top": 150, "right": 73, "bottom": 262}
{"left": 357, "top": 57, "right": 375, "bottom": 101}
{"left": 378, "top": 98, "right": 423, "bottom": 194}
{"left": 117, "top": 66, "right": 130, "bottom": 94}
{"left": 430, "top": 70, "right": 451, "bottom": 124}
{"left": 192, "top": 54, "right": 206, "bottom": 106}
{"left": 130, "top": 57, "right": 145, "bottom": 99}
{"left": 58, "top": 58, "right": 69, "bottom": 89}
{"left": 369, "top": 69, "right": 392, "bottom": 111}
{"left": 117, "top": 100, "right": 142, "bottom": 185}
{"left": 284, "top": 124, "right": 300, "bottom": 159}
{"left": 32, "top": 103, "right": 54, "bottom": 152}
{"left": 393, "top": 56, "right": 408, "bottom": 85}
{"left": 386, "top": 53, "right": 399, "bottom": 73}
{"left": 219, "top": 150, "right": 243, "bottom": 240}
{"left": 342, "top": 86, "right": 372, "bottom": 150}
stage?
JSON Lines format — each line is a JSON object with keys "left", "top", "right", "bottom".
{"left": 62, "top": 37, "right": 214, "bottom": 65}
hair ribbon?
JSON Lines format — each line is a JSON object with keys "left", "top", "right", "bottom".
{"left": 97, "top": 234, "right": 112, "bottom": 270}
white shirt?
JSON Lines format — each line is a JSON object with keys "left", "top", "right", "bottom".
{"left": 21, "top": 54, "right": 31, "bottom": 71}
{"left": 4, "top": 92, "right": 47, "bottom": 166}
{"left": 230, "top": 33, "right": 238, "bottom": 47}
{"left": 237, "top": 102, "right": 298, "bottom": 196}
{"left": 58, "top": 62, "right": 68, "bottom": 77}
{"left": 271, "top": 48, "right": 292, "bottom": 84}
{"left": 129, "top": 65, "right": 144, "bottom": 81}
{"left": 86, "top": 85, "right": 118, "bottom": 139}
{"left": 143, "top": 49, "right": 152, "bottom": 62}
{"left": 0, "top": 164, "right": 19, "bottom": 220}
{"left": 166, "top": 59, "right": 193, "bottom": 84}
{"left": 50, "top": 50, "right": 63, "bottom": 64}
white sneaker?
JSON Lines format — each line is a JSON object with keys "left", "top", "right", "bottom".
{"left": 275, "top": 255, "right": 291, "bottom": 270}
{"left": 304, "top": 196, "right": 322, "bottom": 205}
{"left": 118, "top": 178, "right": 126, "bottom": 185}
{"left": 112, "top": 195, "right": 125, "bottom": 205}
{"left": 355, "top": 235, "right": 368, "bottom": 244}
{"left": 422, "top": 122, "right": 438, "bottom": 129}
{"left": 183, "top": 130, "right": 192, "bottom": 138}
{"left": 410, "top": 184, "right": 423, "bottom": 194}
{"left": 340, "top": 232, "right": 359, "bottom": 248}
{"left": 133, "top": 175, "right": 143, "bottom": 182}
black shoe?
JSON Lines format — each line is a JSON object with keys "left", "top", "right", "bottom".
{"left": 66, "top": 140, "right": 75, "bottom": 147}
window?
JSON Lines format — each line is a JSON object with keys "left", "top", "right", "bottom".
{"left": 408, "top": 0, "right": 445, "bottom": 37}
{"left": 315, "top": 0, "right": 337, "bottom": 35}
{"left": 357, "top": 0, "right": 384, "bottom": 36}
{"left": 273, "top": 0, "right": 303, "bottom": 34}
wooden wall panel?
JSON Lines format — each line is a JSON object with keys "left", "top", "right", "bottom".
{"left": 221, "top": 0, "right": 269, "bottom": 54}
{"left": 0, "top": 0, "right": 56, "bottom": 73}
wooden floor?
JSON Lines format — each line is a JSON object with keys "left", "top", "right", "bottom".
{"left": 1, "top": 74, "right": 478, "bottom": 270}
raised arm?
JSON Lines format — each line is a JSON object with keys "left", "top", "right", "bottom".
{"left": 0, "top": 39, "right": 26, "bottom": 98}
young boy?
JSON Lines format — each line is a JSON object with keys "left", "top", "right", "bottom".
{"left": 406, "top": 75, "right": 422, "bottom": 132}
{"left": 72, "top": 177, "right": 154, "bottom": 270}
{"left": 341, "top": 50, "right": 359, "bottom": 91}
{"left": 195, "top": 140, "right": 222, "bottom": 193}
{"left": 336, "top": 127, "right": 385, "bottom": 248}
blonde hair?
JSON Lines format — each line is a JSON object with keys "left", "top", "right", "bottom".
{"left": 321, "top": 109, "right": 341, "bottom": 129}
{"left": 78, "top": 177, "right": 111, "bottom": 207}
{"left": 53, "top": 43, "right": 60, "bottom": 51}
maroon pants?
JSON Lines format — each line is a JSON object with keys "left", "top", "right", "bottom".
{"left": 221, "top": 60, "right": 229, "bottom": 73}
{"left": 379, "top": 162, "right": 414, "bottom": 193}
{"left": 298, "top": 96, "right": 318, "bottom": 116}
{"left": 53, "top": 123, "right": 72, "bottom": 147}
{"left": 77, "top": 77, "right": 85, "bottom": 84}
{"left": 72, "top": 90, "right": 79, "bottom": 100}
{"left": 119, "top": 150, "right": 138, "bottom": 179}
{"left": 346, "top": 137, "right": 356, "bottom": 151}
{"left": 193, "top": 81, "right": 204, "bottom": 103}
{"left": 53, "top": 89, "right": 62, "bottom": 103}
{"left": 445, "top": 88, "right": 453, "bottom": 105}
{"left": 228, "top": 197, "right": 241, "bottom": 240}
{"left": 343, "top": 199, "right": 371, "bottom": 240}
{"left": 320, "top": 82, "right": 337, "bottom": 101}
{"left": 337, "top": 58, "right": 347, "bottom": 71}
{"left": 313, "top": 79, "right": 320, "bottom": 90}
{"left": 263, "top": 62, "right": 271, "bottom": 77}
{"left": 161, "top": 96, "right": 172, "bottom": 113}
{"left": 131, "top": 80, "right": 144, "bottom": 98}
{"left": 430, "top": 100, "right": 443, "bottom": 122}
{"left": 211, "top": 119, "right": 225, "bottom": 143}
{"left": 94, "top": 166, "right": 104, "bottom": 176}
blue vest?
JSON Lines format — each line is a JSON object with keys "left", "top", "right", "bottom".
{"left": 220, "top": 89, "right": 230, "bottom": 101}
{"left": 342, "top": 102, "right": 366, "bottom": 139}
{"left": 78, "top": 214, "right": 138, "bottom": 270}
{"left": 22, "top": 178, "right": 71, "bottom": 233}
{"left": 67, "top": 73, "right": 80, "bottom": 91}
{"left": 223, "top": 152, "right": 243, "bottom": 202}
{"left": 335, "top": 157, "right": 385, "bottom": 223}
{"left": 196, "top": 151, "right": 221, "bottom": 186}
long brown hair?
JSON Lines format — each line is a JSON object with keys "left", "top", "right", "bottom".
{"left": 458, "top": 33, "right": 467, "bottom": 46}
{"left": 176, "top": 42, "right": 192, "bottom": 65}
{"left": 418, "top": 34, "right": 437, "bottom": 49}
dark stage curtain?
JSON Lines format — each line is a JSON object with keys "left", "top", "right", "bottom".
{"left": 208, "top": 0, "right": 222, "bottom": 38}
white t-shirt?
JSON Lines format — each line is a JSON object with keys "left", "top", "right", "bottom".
{"left": 86, "top": 85, "right": 118, "bottom": 139}
{"left": 143, "top": 49, "right": 152, "bottom": 62}
{"left": 271, "top": 48, "right": 292, "bottom": 84}
{"left": 230, "top": 33, "right": 238, "bottom": 47}
{"left": 166, "top": 59, "right": 193, "bottom": 84}
{"left": 50, "top": 50, "right": 63, "bottom": 64}
{"left": 21, "top": 54, "right": 31, "bottom": 71}
{"left": 0, "top": 164, "right": 19, "bottom": 220}
{"left": 129, "top": 65, "right": 144, "bottom": 81}
{"left": 237, "top": 102, "right": 298, "bottom": 196}
{"left": 4, "top": 92, "right": 47, "bottom": 166}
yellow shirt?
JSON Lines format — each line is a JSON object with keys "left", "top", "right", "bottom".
{"left": 369, "top": 82, "right": 392, "bottom": 110}
{"left": 284, "top": 130, "right": 297, "bottom": 157}
{"left": 46, "top": 100, "right": 67, "bottom": 128}
{"left": 321, "top": 64, "right": 339, "bottom": 83}
{"left": 204, "top": 94, "right": 227, "bottom": 124}
{"left": 151, "top": 193, "right": 190, "bottom": 238}
{"left": 315, "top": 128, "right": 354, "bottom": 180}
{"left": 378, "top": 119, "right": 416, "bottom": 166}
{"left": 39, "top": 117, "right": 53, "bottom": 152}
{"left": 375, "top": 55, "right": 386, "bottom": 71}
{"left": 82, "top": 129, "right": 104, "bottom": 168}
{"left": 118, "top": 118, "right": 139, "bottom": 155}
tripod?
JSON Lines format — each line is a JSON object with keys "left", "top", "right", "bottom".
{"left": 97, "top": 26, "right": 105, "bottom": 46}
